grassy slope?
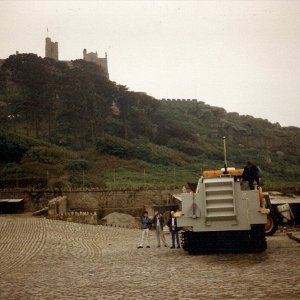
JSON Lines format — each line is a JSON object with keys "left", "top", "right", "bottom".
{"left": 1, "top": 129, "right": 299, "bottom": 190}
{"left": 1, "top": 56, "right": 299, "bottom": 190}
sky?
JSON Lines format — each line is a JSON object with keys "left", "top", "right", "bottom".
{"left": 0, "top": 0, "right": 299, "bottom": 128}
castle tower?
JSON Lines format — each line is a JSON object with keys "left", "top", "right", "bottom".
{"left": 45, "top": 37, "right": 59, "bottom": 60}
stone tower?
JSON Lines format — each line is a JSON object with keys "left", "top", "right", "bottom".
{"left": 45, "top": 37, "right": 58, "bottom": 61}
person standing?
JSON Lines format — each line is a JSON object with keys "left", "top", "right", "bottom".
{"left": 137, "top": 211, "right": 152, "bottom": 249}
{"left": 241, "top": 160, "right": 260, "bottom": 190}
{"left": 152, "top": 211, "right": 168, "bottom": 248}
{"left": 167, "top": 211, "right": 180, "bottom": 249}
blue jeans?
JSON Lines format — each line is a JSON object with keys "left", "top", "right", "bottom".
{"left": 171, "top": 230, "right": 180, "bottom": 247}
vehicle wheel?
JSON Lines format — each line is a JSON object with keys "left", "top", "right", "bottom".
{"left": 250, "top": 225, "right": 267, "bottom": 252}
{"left": 265, "top": 215, "right": 278, "bottom": 236}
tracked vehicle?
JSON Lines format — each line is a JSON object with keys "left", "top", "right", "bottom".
{"left": 175, "top": 138, "right": 268, "bottom": 254}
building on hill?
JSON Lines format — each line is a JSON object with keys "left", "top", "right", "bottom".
{"left": 83, "top": 49, "right": 109, "bottom": 78}
{"left": 45, "top": 37, "right": 58, "bottom": 60}
{"left": 0, "top": 36, "right": 109, "bottom": 78}
{"left": 44, "top": 37, "right": 109, "bottom": 78}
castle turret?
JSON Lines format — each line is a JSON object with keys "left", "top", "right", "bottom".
{"left": 45, "top": 37, "right": 58, "bottom": 60}
{"left": 83, "top": 48, "right": 87, "bottom": 60}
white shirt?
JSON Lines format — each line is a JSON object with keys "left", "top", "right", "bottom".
{"left": 172, "top": 217, "right": 175, "bottom": 227}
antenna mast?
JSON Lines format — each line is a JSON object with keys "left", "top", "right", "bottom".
{"left": 223, "top": 136, "right": 228, "bottom": 174}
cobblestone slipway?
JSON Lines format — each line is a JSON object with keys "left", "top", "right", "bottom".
{"left": 0, "top": 214, "right": 299, "bottom": 299}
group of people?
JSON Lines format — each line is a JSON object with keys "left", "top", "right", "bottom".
{"left": 137, "top": 160, "right": 260, "bottom": 249}
{"left": 137, "top": 210, "right": 180, "bottom": 249}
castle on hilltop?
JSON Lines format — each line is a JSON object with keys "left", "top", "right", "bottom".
{"left": 0, "top": 36, "right": 109, "bottom": 78}
{"left": 83, "top": 49, "right": 109, "bottom": 77}
{"left": 45, "top": 36, "right": 109, "bottom": 78}
{"left": 45, "top": 37, "right": 59, "bottom": 61}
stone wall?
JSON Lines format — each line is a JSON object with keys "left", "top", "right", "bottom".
{"left": 66, "top": 189, "right": 177, "bottom": 217}
{"left": 0, "top": 188, "right": 179, "bottom": 217}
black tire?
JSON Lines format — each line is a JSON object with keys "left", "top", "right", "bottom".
{"left": 250, "top": 225, "right": 267, "bottom": 252}
{"left": 265, "top": 214, "right": 278, "bottom": 236}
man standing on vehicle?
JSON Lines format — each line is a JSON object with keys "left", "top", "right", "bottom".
{"left": 241, "top": 160, "right": 260, "bottom": 190}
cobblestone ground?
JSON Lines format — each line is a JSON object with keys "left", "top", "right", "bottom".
{"left": 0, "top": 214, "right": 300, "bottom": 300}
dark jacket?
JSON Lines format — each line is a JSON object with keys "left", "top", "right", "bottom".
{"left": 152, "top": 215, "right": 165, "bottom": 229}
{"left": 242, "top": 164, "right": 260, "bottom": 189}
{"left": 167, "top": 217, "right": 179, "bottom": 232}
{"left": 141, "top": 216, "right": 152, "bottom": 230}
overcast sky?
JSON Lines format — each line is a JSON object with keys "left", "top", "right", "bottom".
{"left": 0, "top": 0, "right": 299, "bottom": 127}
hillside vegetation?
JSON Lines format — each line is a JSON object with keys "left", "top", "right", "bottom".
{"left": 0, "top": 53, "right": 299, "bottom": 189}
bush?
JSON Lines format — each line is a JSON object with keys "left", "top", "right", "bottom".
{"left": 133, "top": 143, "right": 152, "bottom": 160}
{"left": 69, "top": 173, "right": 106, "bottom": 188}
{"left": 22, "top": 146, "right": 78, "bottom": 164}
{"left": 96, "top": 136, "right": 189, "bottom": 166}
{"left": 0, "top": 131, "right": 31, "bottom": 162}
{"left": 96, "top": 135, "right": 135, "bottom": 158}
{"left": 167, "top": 138, "right": 203, "bottom": 156}
{"left": 64, "top": 160, "right": 91, "bottom": 172}
{"left": 0, "top": 130, "right": 61, "bottom": 163}
{"left": 1, "top": 162, "right": 19, "bottom": 177}
{"left": 142, "top": 143, "right": 188, "bottom": 166}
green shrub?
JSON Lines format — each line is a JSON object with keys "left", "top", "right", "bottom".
{"left": 96, "top": 135, "right": 135, "bottom": 158}
{"left": 1, "top": 162, "right": 19, "bottom": 177}
{"left": 64, "top": 160, "right": 91, "bottom": 172}
{"left": 22, "top": 146, "right": 78, "bottom": 164}
{"left": 144, "top": 143, "right": 188, "bottom": 166}
{"left": 0, "top": 131, "right": 31, "bottom": 162}
{"left": 96, "top": 136, "right": 189, "bottom": 166}
{"left": 133, "top": 143, "right": 152, "bottom": 160}
{"left": 167, "top": 138, "right": 203, "bottom": 156}
{"left": 0, "top": 130, "right": 62, "bottom": 163}
{"left": 69, "top": 173, "right": 105, "bottom": 188}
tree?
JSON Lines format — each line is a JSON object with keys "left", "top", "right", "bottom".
{"left": 2, "top": 54, "right": 55, "bottom": 138}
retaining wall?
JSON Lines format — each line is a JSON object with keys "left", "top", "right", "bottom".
{"left": 0, "top": 188, "right": 179, "bottom": 217}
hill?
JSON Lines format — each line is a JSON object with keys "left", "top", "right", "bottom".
{"left": 0, "top": 53, "right": 299, "bottom": 189}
